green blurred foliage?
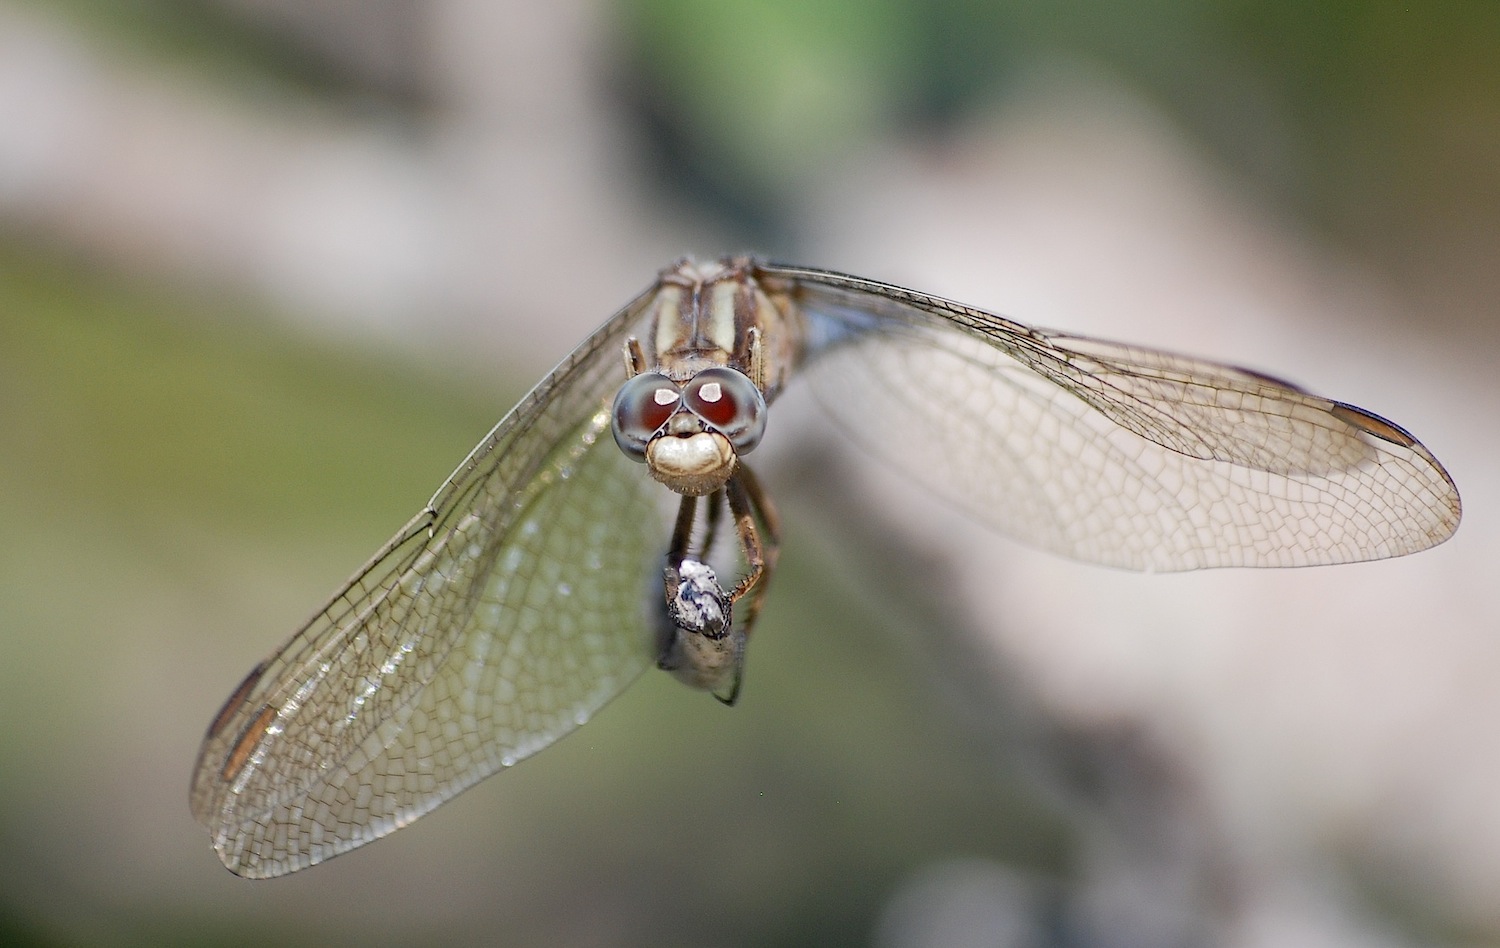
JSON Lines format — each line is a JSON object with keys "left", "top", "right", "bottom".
{"left": 619, "top": 0, "right": 1500, "bottom": 274}
{"left": 14, "top": 0, "right": 395, "bottom": 101}
{"left": 29, "top": 0, "right": 1499, "bottom": 271}
{"left": 0, "top": 241, "right": 501, "bottom": 544}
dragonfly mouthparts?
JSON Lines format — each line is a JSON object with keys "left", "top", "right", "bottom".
{"left": 646, "top": 431, "right": 737, "bottom": 496}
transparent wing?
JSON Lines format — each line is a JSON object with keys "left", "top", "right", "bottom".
{"left": 190, "top": 287, "right": 673, "bottom": 878}
{"left": 772, "top": 264, "right": 1461, "bottom": 571}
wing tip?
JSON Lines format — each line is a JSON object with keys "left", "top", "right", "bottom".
{"left": 1329, "top": 402, "right": 1419, "bottom": 449}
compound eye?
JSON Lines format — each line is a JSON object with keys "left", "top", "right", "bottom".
{"left": 684, "top": 366, "right": 767, "bottom": 452}
{"left": 612, "top": 373, "right": 680, "bottom": 460}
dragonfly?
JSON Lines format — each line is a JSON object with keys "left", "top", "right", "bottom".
{"left": 191, "top": 257, "right": 1461, "bottom": 878}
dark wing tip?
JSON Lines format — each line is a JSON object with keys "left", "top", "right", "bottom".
{"left": 1329, "top": 402, "right": 1420, "bottom": 449}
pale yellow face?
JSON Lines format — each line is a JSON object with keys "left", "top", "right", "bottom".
{"left": 645, "top": 426, "right": 736, "bottom": 496}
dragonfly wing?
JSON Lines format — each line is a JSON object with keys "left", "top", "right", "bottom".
{"left": 190, "top": 288, "right": 674, "bottom": 878}
{"left": 774, "top": 264, "right": 1460, "bottom": 571}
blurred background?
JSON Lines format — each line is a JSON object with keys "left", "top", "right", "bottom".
{"left": 1, "top": 1, "right": 1497, "bottom": 945}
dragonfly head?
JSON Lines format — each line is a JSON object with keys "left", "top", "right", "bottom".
{"left": 612, "top": 366, "right": 767, "bottom": 496}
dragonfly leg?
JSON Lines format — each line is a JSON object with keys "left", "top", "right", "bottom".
{"left": 736, "top": 461, "right": 781, "bottom": 548}
{"left": 666, "top": 484, "right": 736, "bottom": 568}
{"left": 725, "top": 462, "right": 781, "bottom": 635}
{"left": 667, "top": 492, "right": 699, "bottom": 566}
{"left": 621, "top": 336, "right": 648, "bottom": 379}
{"left": 747, "top": 325, "right": 765, "bottom": 391}
{"left": 699, "top": 487, "right": 726, "bottom": 555}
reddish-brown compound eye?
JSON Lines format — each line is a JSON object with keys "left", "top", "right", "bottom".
{"left": 684, "top": 366, "right": 767, "bottom": 453}
{"left": 611, "top": 373, "right": 681, "bottom": 460}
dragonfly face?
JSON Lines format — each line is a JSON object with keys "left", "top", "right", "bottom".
{"left": 610, "top": 365, "right": 767, "bottom": 494}
{"left": 192, "top": 255, "right": 1461, "bottom": 878}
